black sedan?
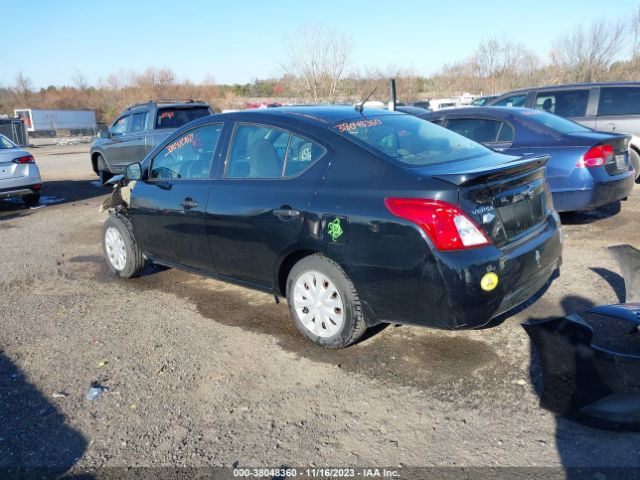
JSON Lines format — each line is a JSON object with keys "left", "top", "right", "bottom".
{"left": 102, "top": 106, "right": 562, "bottom": 348}
{"left": 418, "top": 107, "right": 635, "bottom": 212}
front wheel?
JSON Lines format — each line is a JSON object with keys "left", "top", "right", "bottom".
{"left": 286, "top": 254, "right": 367, "bottom": 348}
{"left": 102, "top": 215, "right": 146, "bottom": 278}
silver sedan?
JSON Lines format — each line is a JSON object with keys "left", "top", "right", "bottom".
{"left": 0, "top": 134, "right": 42, "bottom": 206}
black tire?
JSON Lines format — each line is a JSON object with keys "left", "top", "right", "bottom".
{"left": 286, "top": 254, "right": 366, "bottom": 348}
{"left": 97, "top": 155, "right": 113, "bottom": 184}
{"left": 102, "top": 215, "right": 146, "bottom": 278}
{"left": 23, "top": 193, "right": 40, "bottom": 207}
{"left": 630, "top": 149, "right": 640, "bottom": 183}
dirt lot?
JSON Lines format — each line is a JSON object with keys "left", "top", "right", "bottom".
{"left": 1, "top": 144, "right": 639, "bottom": 476}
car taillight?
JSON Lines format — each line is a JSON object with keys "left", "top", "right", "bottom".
{"left": 384, "top": 198, "right": 491, "bottom": 251}
{"left": 12, "top": 155, "right": 34, "bottom": 164}
{"left": 577, "top": 144, "right": 613, "bottom": 168}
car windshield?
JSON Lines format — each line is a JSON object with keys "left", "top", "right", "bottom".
{"left": 155, "top": 106, "right": 211, "bottom": 129}
{"left": 0, "top": 135, "right": 17, "bottom": 149}
{"left": 333, "top": 114, "right": 491, "bottom": 166}
{"left": 518, "top": 109, "right": 590, "bottom": 133}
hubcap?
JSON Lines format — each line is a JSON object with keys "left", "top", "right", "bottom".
{"left": 104, "top": 227, "right": 127, "bottom": 271}
{"left": 293, "top": 270, "right": 344, "bottom": 338}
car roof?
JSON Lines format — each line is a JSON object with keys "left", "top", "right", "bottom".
{"left": 126, "top": 100, "right": 210, "bottom": 112}
{"left": 420, "top": 106, "right": 528, "bottom": 120}
{"left": 204, "top": 105, "right": 405, "bottom": 126}
{"left": 493, "top": 81, "right": 640, "bottom": 97}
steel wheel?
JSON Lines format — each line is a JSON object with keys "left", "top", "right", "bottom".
{"left": 293, "top": 270, "right": 344, "bottom": 338}
{"left": 104, "top": 226, "right": 127, "bottom": 271}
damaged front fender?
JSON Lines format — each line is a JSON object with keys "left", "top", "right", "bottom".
{"left": 99, "top": 175, "right": 136, "bottom": 213}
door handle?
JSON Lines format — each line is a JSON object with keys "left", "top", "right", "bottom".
{"left": 273, "top": 208, "right": 301, "bottom": 218}
{"left": 180, "top": 198, "right": 199, "bottom": 210}
{"left": 606, "top": 123, "right": 616, "bottom": 131}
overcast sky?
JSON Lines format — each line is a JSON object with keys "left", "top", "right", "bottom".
{"left": 2, "top": 0, "right": 637, "bottom": 88}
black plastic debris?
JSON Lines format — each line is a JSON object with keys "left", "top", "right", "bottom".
{"left": 523, "top": 244, "right": 640, "bottom": 431}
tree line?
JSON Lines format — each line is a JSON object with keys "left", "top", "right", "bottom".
{"left": 1, "top": 9, "right": 638, "bottom": 124}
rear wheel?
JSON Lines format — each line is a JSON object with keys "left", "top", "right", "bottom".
{"left": 102, "top": 215, "right": 146, "bottom": 278}
{"left": 286, "top": 254, "right": 366, "bottom": 348}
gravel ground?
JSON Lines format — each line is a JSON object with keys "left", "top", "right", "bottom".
{"left": 1, "top": 144, "right": 640, "bottom": 476}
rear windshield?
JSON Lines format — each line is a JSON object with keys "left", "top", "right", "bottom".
{"left": 155, "top": 106, "right": 211, "bottom": 129}
{"left": 333, "top": 114, "right": 490, "bottom": 166}
{"left": 517, "top": 109, "right": 590, "bottom": 134}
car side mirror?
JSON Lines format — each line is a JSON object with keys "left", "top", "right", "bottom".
{"left": 98, "top": 129, "right": 109, "bottom": 138}
{"left": 124, "top": 162, "right": 142, "bottom": 181}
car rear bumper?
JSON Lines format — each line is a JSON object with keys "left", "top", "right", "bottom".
{"left": 355, "top": 213, "right": 563, "bottom": 330}
{"left": 0, "top": 165, "right": 42, "bottom": 199}
{"left": 0, "top": 183, "right": 42, "bottom": 198}
{"left": 552, "top": 170, "right": 634, "bottom": 212}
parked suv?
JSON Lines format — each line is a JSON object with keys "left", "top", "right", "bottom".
{"left": 489, "top": 82, "right": 640, "bottom": 180}
{"left": 91, "top": 100, "right": 212, "bottom": 183}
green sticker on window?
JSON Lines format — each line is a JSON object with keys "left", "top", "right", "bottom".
{"left": 327, "top": 217, "right": 344, "bottom": 242}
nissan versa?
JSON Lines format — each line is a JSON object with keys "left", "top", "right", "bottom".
{"left": 101, "top": 107, "right": 563, "bottom": 348}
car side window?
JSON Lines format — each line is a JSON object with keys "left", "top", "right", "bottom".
{"left": 130, "top": 112, "right": 148, "bottom": 134}
{"left": 227, "top": 124, "right": 325, "bottom": 179}
{"left": 110, "top": 115, "right": 130, "bottom": 136}
{"left": 492, "top": 94, "right": 527, "bottom": 107}
{"left": 496, "top": 122, "right": 515, "bottom": 143}
{"left": 445, "top": 118, "right": 503, "bottom": 143}
{"left": 598, "top": 87, "right": 640, "bottom": 116}
{"left": 227, "top": 125, "right": 286, "bottom": 178}
{"left": 534, "top": 90, "right": 589, "bottom": 117}
{"left": 284, "top": 134, "right": 326, "bottom": 177}
{"left": 149, "top": 124, "right": 222, "bottom": 180}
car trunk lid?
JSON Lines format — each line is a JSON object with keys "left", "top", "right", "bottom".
{"left": 430, "top": 154, "right": 551, "bottom": 247}
{"left": 0, "top": 157, "right": 28, "bottom": 180}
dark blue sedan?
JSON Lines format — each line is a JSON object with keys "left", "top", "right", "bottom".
{"left": 417, "top": 107, "right": 635, "bottom": 212}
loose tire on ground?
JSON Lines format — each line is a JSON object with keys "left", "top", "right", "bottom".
{"left": 102, "top": 215, "right": 146, "bottom": 278}
{"left": 286, "top": 254, "right": 367, "bottom": 348}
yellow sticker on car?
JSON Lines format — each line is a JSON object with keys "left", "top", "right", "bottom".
{"left": 481, "top": 272, "right": 499, "bottom": 292}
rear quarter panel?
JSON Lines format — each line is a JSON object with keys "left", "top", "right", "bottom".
{"left": 311, "top": 140, "right": 459, "bottom": 326}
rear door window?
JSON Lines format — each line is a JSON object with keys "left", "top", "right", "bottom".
{"left": 496, "top": 122, "right": 515, "bottom": 142}
{"left": 598, "top": 87, "right": 640, "bottom": 116}
{"left": 445, "top": 118, "right": 503, "bottom": 143}
{"left": 150, "top": 124, "right": 222, "bottom": 180}
{"left": 130, "top": 112, "right": 148, "bottom": 133}
{"left": 155, "top": 106, "right": 211, "bottom": 129}
{"left": 226, "top": 124, "right": 325, "bottom": 179}
{"left": 534, "top": 90, "right": 589, "bottom": 117}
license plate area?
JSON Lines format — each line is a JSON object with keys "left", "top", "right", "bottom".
{"left": 615, "top": 154, "right": 626, "bottom": 170}
{"left": 494, "top": 178, "right": 546, "bottom": 241}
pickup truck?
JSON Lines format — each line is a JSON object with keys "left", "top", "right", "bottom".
{"left": 91, "top": 100, "right": 212, "bottom": 182}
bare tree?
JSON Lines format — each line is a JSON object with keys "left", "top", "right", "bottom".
{"left": 72, "top": 71, "right": 89, "bottom": 90}
{"left": 13, "top": 71, "right": 33, "bottom": 107}
{"left": 283, "top": 26, "right": 352, "bottom": 103}
{"left": 550, "top": 18, "right": 627, "bottom": 82}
